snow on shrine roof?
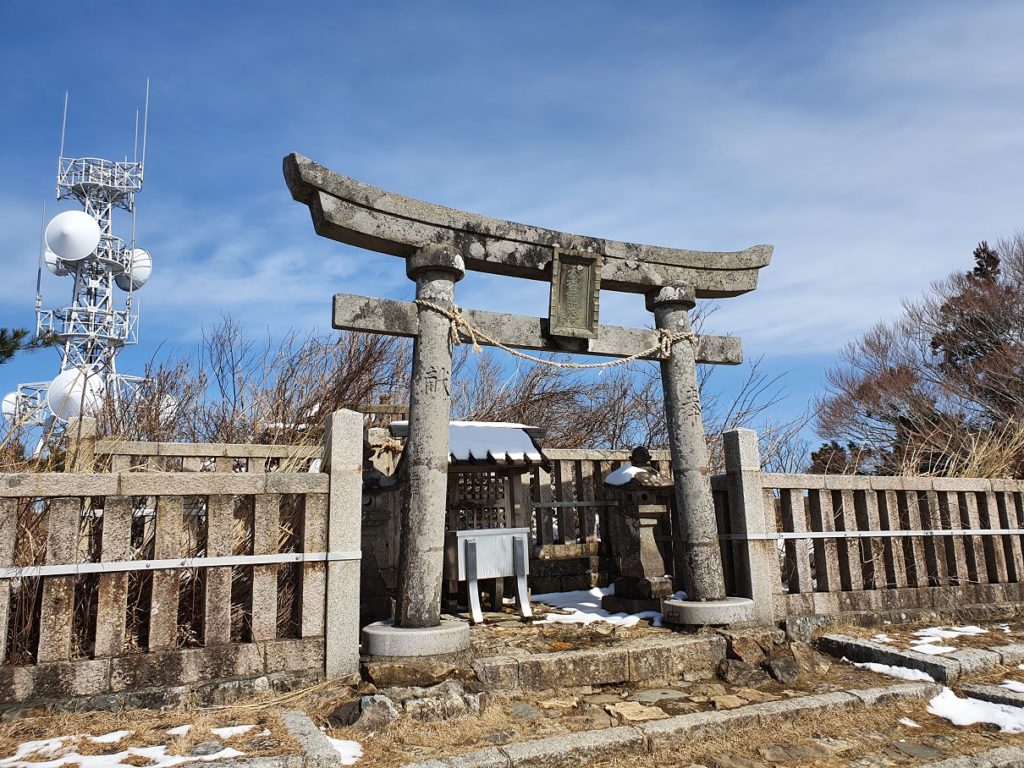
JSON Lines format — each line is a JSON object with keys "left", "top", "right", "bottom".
{"left": 389, "top": 420, "right": 545, "bottom": 465}
{"left": 604, "top": 464, "right": 648, "bottom": 486}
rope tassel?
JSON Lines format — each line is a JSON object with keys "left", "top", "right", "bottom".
{"left": 414, "top": 299, "right": 695, "bottom": 368}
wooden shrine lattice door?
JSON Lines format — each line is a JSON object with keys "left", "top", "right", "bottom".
{"left": 447, "top": 470, "right": 512, "bottom": 532}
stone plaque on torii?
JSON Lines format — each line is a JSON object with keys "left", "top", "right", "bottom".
{"left": 284, "top": 153, "right": 773, "bottom": 654}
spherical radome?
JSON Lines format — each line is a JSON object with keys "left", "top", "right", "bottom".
{"left": 114, "top": 248, "right": 153, "bottom": 291}
{"left": 46, "top": 367, "right": 105, "bottom": 420}
{"left": 44, "top": 210, "right": 101, "bottom": 262}
{"left": 1, "top": 392, "right": 17, "bottom": 424}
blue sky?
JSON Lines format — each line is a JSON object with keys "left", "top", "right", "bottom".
{"left": 3, "top": 1, "right": 1024, "bottom": 437}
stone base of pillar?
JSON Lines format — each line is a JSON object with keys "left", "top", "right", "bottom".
{"left": 661, "top": 596, "right": 755, "bottom": 627}
{"left": 361, "top": 618, "right": 471, "bottom": 657}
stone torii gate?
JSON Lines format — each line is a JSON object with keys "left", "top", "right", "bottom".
{"left": 285, "top": 153, "right": 773, "bottom": 655}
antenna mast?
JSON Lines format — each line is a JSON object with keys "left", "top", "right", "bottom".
{"left": 3, "top": 83, "right": 155, "bottom": 439}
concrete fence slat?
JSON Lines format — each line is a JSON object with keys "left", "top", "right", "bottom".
{"left": 300, "top": 492, "right": 328, "bottom": 641}
{"left": 961, "top": 491, "right": 989, "bottom": 586}
{"left": 878, "top": 490, "right": 908, "bottom": 589}
{"left": 854, "top": 488, "right": 884, "bottom": 591}
{"left": 779, "top": 489, "right": 813, "bottom": 594}
{"left": 981, "top": 491, "right": 1010, "bottom": 584}
{"left": 995, "top": 493, "right": 1023, "bottom": 583}
{"left": 251, "top": 493, "right": 280, "bottom": 642}
{"left": 94, "top": 496, "right": 132, "bottom": 658}
{"left": 897, "top": 490, "right": 928, "bottom": 588}
{"left": 204, "top": 495, "right": 235, "bottom": 646}
{"left": 808, "top": 489, "right": 841, "bottom": 593}
{"left": 834, "top": 489, "right": 862, "bottom": 591}
{"left": 919, "top": 491, "right": 948, "bottom": 587}
{"left": 937, "top": 491, "right": 968, "bottom": 587}
{"left": 149, "top": 495, "right": 184, "bottom": 651}
{"left": 0, "top": 498, "right": 17, "bottom": 664}
{"left": 36, "top": 497, "right": 81, "bottom": 663}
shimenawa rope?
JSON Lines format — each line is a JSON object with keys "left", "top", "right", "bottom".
{"left": 414, "top": 299, "right": 696, "bottom": 369}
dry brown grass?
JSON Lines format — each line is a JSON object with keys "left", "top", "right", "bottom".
{"left": 588, "top": 698, "right": 1024, "bottom": 767}
{"left": 327, "top": 699, "right": 523, "bottom": 768}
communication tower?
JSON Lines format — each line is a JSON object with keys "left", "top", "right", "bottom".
{"left": 1, "top": 86, "right": 155, "bottom": 444}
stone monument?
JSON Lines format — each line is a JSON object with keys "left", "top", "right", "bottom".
{"left": 284, "top": 154, "right": 772, "bottom": 654}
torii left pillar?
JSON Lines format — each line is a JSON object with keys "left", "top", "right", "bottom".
{"left": 362, "top": 245, "right": 472, "bottom": 655}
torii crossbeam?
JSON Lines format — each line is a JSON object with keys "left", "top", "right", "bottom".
{"left": 285, "top": 153, "right": 774, "bottom": 652}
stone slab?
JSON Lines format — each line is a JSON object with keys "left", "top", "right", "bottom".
{"left": 817, "top": 634, "right": 962, "bottom": 682}
{"left": 362, "top": 619, "right": 470, "bottom": 657}
{"left": 850, "top": 682, "right": 943, "bottom": 707}
{"left": 947, "top": 648, "right": 1002, "bottom": 676}
{"left": 499, "top": 726, "right": 645, "bottom": 767}
{"left": 922, "top": 746, "right": 1024, "bottom": 767}
{"left": 994, "top": 644, "right": 1024, "bottom": 666}
{"left": 959, "top": 684, "right": 1024, "bottom": 709}
{"left": 662, "top": 597, "right": 754, "bottom": 626}
{"left": 519, "top": 646, "right": 630, "bottom": 691}
{"left": 279, "top": 710, "right": 342, "bottom": 768}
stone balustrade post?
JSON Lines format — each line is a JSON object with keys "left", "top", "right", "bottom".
{"left": 723, "top": 428, "right": 782, "bottom": 624}
{"left": 322, "top": 408, "right": 364, "bottom": 677}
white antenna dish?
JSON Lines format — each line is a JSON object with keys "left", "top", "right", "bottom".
{"left": 46, "top": 367, "right": 105, "bottom": 419}
{"left": 114, "top": 248, "right": 152, "bottom": 291}
{"left": 45, "top": 210, "right": 100, "bottom": 261}
{"left": 43, "top": 248, "right": 69, "bottom": 277}
{"left": 1, "top": 392, "right": 17, "bottom": 425}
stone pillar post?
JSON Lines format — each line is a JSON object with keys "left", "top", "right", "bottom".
{"left": 646, "top": 283, "right": 726, "bottom": 602}
{"left": 395, "top": 245, "right": 465, "bottom": 628}
{"left": 723, "top": 428, "right": 781, "bottom": 625}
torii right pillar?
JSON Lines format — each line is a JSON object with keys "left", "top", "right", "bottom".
{"left": 648, "top": 282, "right": 754, "bottom": 625}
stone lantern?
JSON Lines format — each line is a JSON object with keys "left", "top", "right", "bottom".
{"left": 601, "top": 446, "right": 675, "bottom": 613}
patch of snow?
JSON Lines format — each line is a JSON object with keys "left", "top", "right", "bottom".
{"left": 603, "top": 464, "right": 647, "bottom": 486}
{"left": 871, "top": 634, "right": 892, "bottom": 643}
{"left": 88, "top": 732, "right": 131, "bottom": 745}
{"left": 210, "top": 725, "right": 254, "bottom": 740}
{"left": 928, "top": 687, "right": 1024, "bottom": 733}
{"left": 852, "top": 661, "right": 936, "bottom": 682}
{"left": 326, "top": 737, "right": 362, "bottom": 765}
{"left": 1001, "top": 680, "right": 1024, "bottom": 693}
{"left": 998, "top": 623, "right": 1012, "bottom": 633}
{"left": 165, "top": 726, "right": 191, "bottom": 737}
{"left": 911, "top": 642, "right": 956, "bottom": 655}
{"left": 532, "top": 587, "right": 664, "bottom": 627}
{"left": 912, "top": 627, "right": 960, "bottom": 640}
{"left": 899, "top": 718, "right": 922, "bottom": 728}
{"left": 0, "top": 733, "right": 244, "bottom": 768}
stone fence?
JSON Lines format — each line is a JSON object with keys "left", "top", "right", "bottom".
{"left": 0, "top": 410, "right": 362, "bottom": 714}
{"left": 713, "top": 428, "right": 1024, "bottom": 635}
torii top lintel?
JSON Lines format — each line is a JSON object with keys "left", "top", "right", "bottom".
{"left": 284, "top": 153, "right": 773, "bottom": 298}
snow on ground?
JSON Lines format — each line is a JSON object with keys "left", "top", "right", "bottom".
{"left": 849, "top": 660, "right": 936, "bottom": 682}
{"left": 0, "top": 727, "right": 257, "bottom": 768}
{"left": 0, "top": 735, "right": 243, "bottom": 768}
{"left": 871, "top": 634, "right": 893, "bottom": 643}
{"left": 910, "top": 642, "right": 956, "bottom": 655}
{"left": 531, "top": 587, "right": 688, "bottom": 628}
{"left": 326, "top": 737, "right": 362, "bottom": 766}
{"left": 899, "top": 718, "right": 922, "bottom": 728}
{"left": 209, "top": 726, "right": 254, "bottom": 740}
{"left": 928, "top": 688, "right": 1024, "bottom": 733}
{"left": 1001, "top": 680, "right": 1024, "bottom": 693}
